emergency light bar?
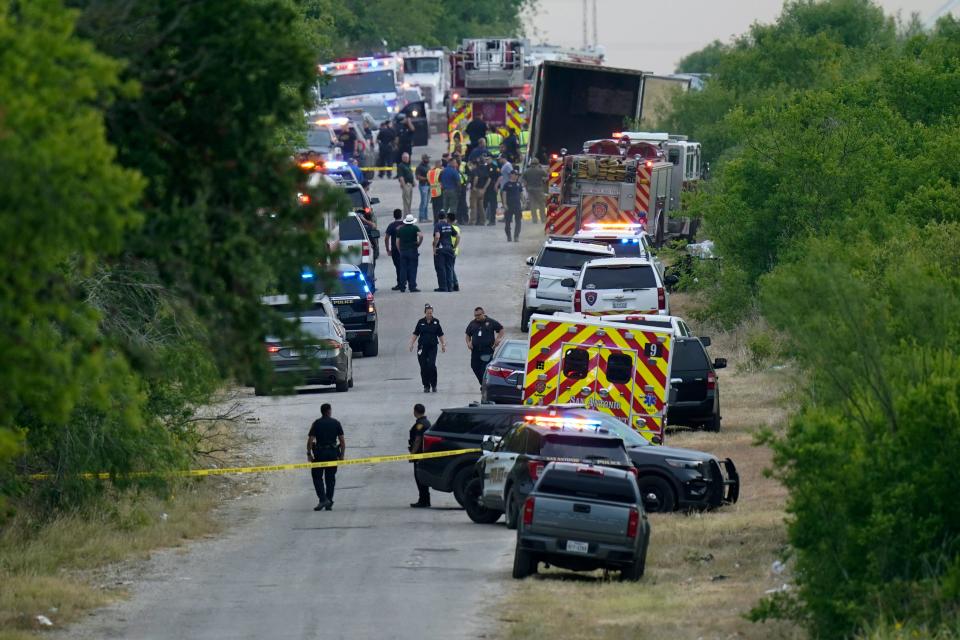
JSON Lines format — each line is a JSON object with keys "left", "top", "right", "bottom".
{"left": 324, "top": 160, "right": 348, "bottom": 170}
{"left": 583, "top": 223, "right": 644, "bottom": 230}
{"left": 523, "top": 416, "right": 601, "bottom": 430}
{"left": 314, "top": 117, "right": 349, "bottom": 127}
{"left": 318, "top": 56, "right": 399, "bottom": 74}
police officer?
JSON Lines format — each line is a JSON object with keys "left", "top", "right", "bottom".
{"left": 433, "top": 213, "right": 459, "bottom": 292}
{"left": 465, "top": 306, "right": 504, "bottom": 385}
{"left": 306, "top": 403, "right": 346, "bottom": 511}
{"left": 409, "top": 403, "right": 432, "bottom": 508}
{"left": 409, "top": 303, "right": 446, "bottom": 393}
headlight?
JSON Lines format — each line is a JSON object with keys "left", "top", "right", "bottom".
{"left": 665, "top": 458, "right": 704, "bottom": 474}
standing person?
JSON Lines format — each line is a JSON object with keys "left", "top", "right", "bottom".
{"left": 427, "top": 160, "right": 443, "bottom": 221}
{"left": 497, "top": 155, "right": 514, "bottom": 191}
{"left": 408, "top": 304, "right": 446, "bottom": 393}
{"left": 502, "top": 127, "right": 519, "bottom": 164}
{"left": 415, "top": 154, "right": 431, "bottom": 222}
{"left": 396, "top": 114, "right": 415, "bottom": 159}
{"left": 339, "top": 126, "right": 358, "bottom": 162}
{"left": 408, "top": 403, "right": 432, "bottom": 508}
{"left": 376, "top": 121, "right": 396, "bottom": 179}
{"left": 397, "top": 152, "right": 415, "bottom": 217}
{"left": 306, "top": 403, "right": 345, "bottom": 511}
{"left": 484, "top": 155, "right": 500, "bottom": 226}
{"left": 464, "top": 111, "right": 487, "bottom": 155}
{"left": 439, "top": 158, "right": 461, "bottom": 221}
{"left": 522, "top": 158, "right": 548, "bottom": 223}
{"left": 465, "top": 307, "right": 504, "bottom": 385}
{"left": 467, "top": 138, "right": 487, "bottom": 164}
{"left": 348, "top": 156, "right": 367, "bottom": 188}
{"left": 384, "top": 209, "right": 405, "bottom": 291}
{"left": 500, "top": 171, "right": 524, "bottom": 242}
{"left": 457, "top": 160, "right": 470, "bottom": 224}
{"left": 396, "top": 215, "right": 423, "bottom": 292}
{"left": 432, "top": 213, "right": 459, "bottom": 292}
{"left": 470, "top": 154, "right": 491, "bottom": 225}
{"left": 449, "top": 217, "right": 462, "bottom": 292}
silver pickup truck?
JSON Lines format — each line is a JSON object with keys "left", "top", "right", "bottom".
{"left": 513, "top": 461, "right": 651, "bottom": 581}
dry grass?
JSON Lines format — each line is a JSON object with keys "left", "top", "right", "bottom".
{"left": 498, "top": 293, "right": 804, "bottom": 640}
{"left": 0, "top": 419, "right": 255, "bottom": 639}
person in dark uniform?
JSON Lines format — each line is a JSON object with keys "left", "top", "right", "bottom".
{"left": 409, "top": 303, "right": 446, "bottom": 393}
{"left": 409, "top": 403, "right": 432, "bottom": 508}
{"left": 306, "top": 403, "right": 346, "bottom": 511}
{"left": 432, "top": 212, "right": 459, "bottom": 292}
{"left": 465, "top": 307, "right": 504, "bottom": 384}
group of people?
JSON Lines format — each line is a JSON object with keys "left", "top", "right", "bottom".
{"left": 374, "top": 116, "right": 416, "bottom": 179}
{"left": 382, "top": 208, "right": 461, "bottom": 294}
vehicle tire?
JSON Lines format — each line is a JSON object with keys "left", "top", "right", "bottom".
{"left": 521, "top": 301, "right": 532, "bottom": 333}
{"left": 621, "top": 549, "right": 647, "bottom": 582}
{"left": 451, "top": 466, "right": 475, "bottom": 508}
{"left": 637, "top": 475, "right": 676, "bottom": 513}
{"left": 705, "top": 412, "right": 721, "bottom": 432}
{"left": 348, "top": 375, "right": 354, "bottom": 389}
{"left": 362, "top": 336, "right": 379, "bottom": 357}
{"left": 504, "top": 487, "right": 520, "bottom": 530}
{"left": 335, "top": 377, "right": 349, "bottom": 392}
{"left": 463, "top": 477, "right": 503, "bottom": 524}
{"left": 512, "top": 545, "right": 537, "bottom": 579}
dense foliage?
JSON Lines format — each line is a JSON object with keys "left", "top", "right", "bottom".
{"left": 666, "top": 1, "right": 960, "bottom": 636}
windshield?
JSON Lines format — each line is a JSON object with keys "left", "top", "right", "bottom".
{"left": 306, "top": 128, "right": 334, "bottom": 148}
{"left": 497, "top": 341, "right": 527, "bottom": 362}
{"left": 343, "top": 188, "right": 367, "bottom": 209}
{"left": 321, "top": 70, "right": 396, "bottom": 99}
{"left": 672, "top": 339, "right": 710, "bottom": 370}
{"left": 329, "top": 271, "right": 369, "bottom": 296}
{"left": 583, "top": 264, "right": 657, "bottom": 290}
{"left": 338, "top": 216, "right": 366, "bottom": 241}
{"left": 538, "top": 247, "right": 606, "bottom": 270}
{"left": 404, "top": 57, "right": 441, "bottom": 74}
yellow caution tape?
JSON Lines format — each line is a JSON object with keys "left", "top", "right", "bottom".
{"left": 358, "top": 166, "right": 398, "bottom": 171}
{"left": 27, "top": 448, "right": 481, "bottom": 481}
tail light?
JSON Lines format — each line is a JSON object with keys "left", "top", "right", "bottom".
{"left": 364, "top": 207, "right": 372, "bottom": 214}
{"left": 528, "top": 461, "right": 545, "bottom": 481}
{"left": 362, "top": 240, "right": 371, "bottom": 258}
{"left": 528, "top": 269, "right": 540, "bottom": 289}
{"left": 298, "top": 193, "right": 311, "bottom": 205}
{"left": 523, "top": 496, "right": 535, "bottom": 526}
{"left": 657, "top": 287, "right": 666, "bottom": 311}
{"left": 627, "top": 467, "right": 638, "bottom": 478}
{"left": 627, "top": 507, "right": 640, "bottom": 538}
{"left": 366, "top": 291, "right": 375, "bottom": 314}
{"left": 707, "top": 371, "right": 716, "bottom": 390}
{"left": 320, "top": 339, "right": 342, "bottom": 353}
{"left": 422, "top": 434, "right": 443, "bottom": 451}
{"left": 486, "top": 366, "right": 513, "bottom": 379}
{"left": 573, "top": 290, "right": 582, "bottom": 312}
{"left": 266, "top": 342, "right": 281, "bottom": 354}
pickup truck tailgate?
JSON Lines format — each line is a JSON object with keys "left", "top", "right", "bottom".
{"left": 531, "top": 495, "right": 630, "bottom": 543}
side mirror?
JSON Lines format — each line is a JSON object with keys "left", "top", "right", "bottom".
{"left": 560, "top": 277, "right": 576, "bottom": 288}
{"left": 664, "top": 274, "right": 680, "bottom": 287}
{"left": 526, "top": 256, "right": 535, "bottom": 266}
{"left": 699, "top": 336, "right": 712, "bottom": 347}
{"left": 370, "top": 197, "right": 380, "bottom": 204}
{"left": 713, "top": 358, "right": 727, "bottom": 370}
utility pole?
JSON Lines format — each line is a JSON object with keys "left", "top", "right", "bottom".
{"left": 592, "top": 0, "right": 598, "bottom": 48}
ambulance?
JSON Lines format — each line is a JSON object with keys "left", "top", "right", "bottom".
{"left": 522, "top": 313, "right": 675, "bottom": 443}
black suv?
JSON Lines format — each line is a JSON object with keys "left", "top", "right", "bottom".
{"left": 468, "top": 419, "right": 635, "bottom": 529}
{"left": 419, "top": 405, "right": 739, "bottom": 515}
{"left": 326, "top": 263, "right": 379, "bottom": 357}
{"left": 667, "top": 337, "right": 726, "bottom": 431}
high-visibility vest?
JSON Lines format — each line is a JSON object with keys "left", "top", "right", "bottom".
{"left": 451, "top": 224, "right": 461, "bottom": 256}
{"left": 519, "top": 130, "right": 530, "bottom": 153}
{"left": 449, "top": 130, "right": 465, "bottom": 154}
{"left": 427, "top": 167, "right": 442, "bottom": 198}
{"left": 486, "top": 132, "right": 503, "bottom": 156}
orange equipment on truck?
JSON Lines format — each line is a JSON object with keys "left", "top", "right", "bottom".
{"left": 546, "top": 147, "right": 673, "bottom": 245}
{"left": 521, "top": 313, "right": 674, "bottom": 444}
{"left": 448, "top": 38, "right": 529, "bottom": 145}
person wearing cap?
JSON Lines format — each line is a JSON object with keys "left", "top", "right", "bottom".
{"left": 409, "top": 303, "right": 446, "bottom": 393}
{"left": 415, "top": 154, "right": 431, "bottom": 222}
{"left": 396, "top": 215, "right": 423, "bottom": 292}
{"left": 522, "top": 157, "right": 548, "bottom": 224}
{"left": 432, "top": 212, "right": 459, "bottom": 292}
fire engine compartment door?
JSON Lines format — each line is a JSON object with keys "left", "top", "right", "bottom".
{"left": 556, "top": 344, "right": 601, "bottom": 408}
{"left": 579, "top": 185, "right": 629, "bottom": 228}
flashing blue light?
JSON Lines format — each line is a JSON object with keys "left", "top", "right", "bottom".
{"left": 620, "top": 238, "right": 629, "bottom": 244}
{"left": 341, "top": 271, "right": 357, "bottom": 278}
{"left": 370, "top": 60, "right": 378, "bottom": 67}
{"left": 301, "top": 269, "right": 315, "bottom": 281}
{"left": 363, "top": 285, "right": 371, "bottom": 294}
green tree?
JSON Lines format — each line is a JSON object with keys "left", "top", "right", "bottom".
{"left": 675, "top": 39, "right": 728, "bottom": 74}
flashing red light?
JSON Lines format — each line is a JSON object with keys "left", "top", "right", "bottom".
{"left": 298, "top": 193, "right": 311, "bottom": 205}
{"left": 550, "top": 153, "right": 559, "bottom": 160}
{"left": 657, "top": 287, "right": 666, "bottom": 311}
{"left": 298, "top": 160, "right": 316, "bottom": 171}
{"left": 266, "top": 343, "right": 281, "bottom": 353}
{"left": 528, "top": 269, "right": 540, "bottom": 289}
{"left": 523, "top": 496, "right": 535, "bottom": 526}
{"left": 627, "top": 507, "right": 640, "bottom": 538}
{"left": 528, "top": 461, "right": 545, "bottom": 481}
{"left": 452, "top": 92, "right": 460, "bottom": 102}
{"left": 361, "top": 240, "right": 371, "bottom": 258}
{"left": 645, "top": 160, "right": 654, "bottom": 168}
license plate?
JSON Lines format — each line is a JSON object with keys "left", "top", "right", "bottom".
{"left": 315, "top": 350, "right": 334, "bottom": 358}
{"left": 566, "top": 540, "right": 589, "bottom": 554}
{"left": 612, "top": 301, "right": 628, "bottom": 309}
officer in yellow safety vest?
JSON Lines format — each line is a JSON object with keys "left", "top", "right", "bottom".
{"left": 519, "top": 129, "right": 530, "bottom": 158}
{"left": 485, "top": 130, "right": 503, "bottom": 157}
{"left": 427, "top": 160, "right": 443, "bottom": 222}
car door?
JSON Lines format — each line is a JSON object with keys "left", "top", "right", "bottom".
{"left": 399, "top": 101, "right": 429, "bottom": 147}
{"left": 482, "top": 424, "right": 524, "bottom": 505}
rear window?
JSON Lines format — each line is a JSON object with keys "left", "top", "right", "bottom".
{"left": 538, "top": 247, "right": 606, "bottom": 270}
{"left": 338, "top": 216, "right": 366, "bottom": 241}
{"left": 497, "top": 341, "right": 527, "bottom": 362}
{"left": 329, "top": 271, "right": 368, "bottom": 296}
{"left": 537, "top": 471, "right": 638, "bottom": 504}
{"left": 672, "top": 339, "right": 710, "bottom": 370}
{"left": 344, "top": 189, "right": 367, "bottom": 210}
{"left": 307, "top": 128, "right": 334, "bottom": 148}
{"left": 431, "top": 411, "right": 523, "bottom": 435}
{"left": 540, "top": 435, "right": 627, "bottom": 464}
{"left": 583, "top": 265, "right": 657, "bottom": 290}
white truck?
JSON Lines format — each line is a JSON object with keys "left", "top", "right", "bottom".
{"left": 396, "top": 45, "right": 450, "bottom": 131}
{"left": 317, "top": 55, "right": 403, "bottom": 123}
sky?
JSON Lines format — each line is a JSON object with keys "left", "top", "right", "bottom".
{"left": 524, "top": 0, "right": 949, "bottom": 74}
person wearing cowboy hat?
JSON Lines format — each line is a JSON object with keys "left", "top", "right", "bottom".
{"left": 395, "top": 214, "right": 423, "bottom": 292}
{"left": 408, "top": 303, "right": 446, "bottom": 393}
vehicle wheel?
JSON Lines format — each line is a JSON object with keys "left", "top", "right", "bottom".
{"left": 451, "top": 466, "right": 475, "bottom": 508}
{"left": 504, "top": 487, "right": 519, "bottom": 530}
{"left": 348, "top": 375, "right": 354, "bottom": 389}
{"left": 620, "top": 550, "right": 647, "bottom": 581}
{"left": 521, "top": 301, "right": 532, "bottom": 333}
{"left": 637, "top": 476, "right": 676, "bottom": 513}
{"left": 512, "top": 545, "right": 537, "bottom": 579}
{"left": 362, "top": 336, "right": 379, "bottom": 357}
{"left": 335, "top": 377, "right": 349, "bottom": 392}
{"left": 463, "top": 477, "right": 503, "bottom": 524}
{"left": 705, "top": 412, "right": 721, "bottom": 432}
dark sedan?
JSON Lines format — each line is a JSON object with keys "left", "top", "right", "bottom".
{"left": 481, "top": 339, "right": 527, "bottom": 404}
{"left": 256, "top": 316, "right": 353, "bottom": 395}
